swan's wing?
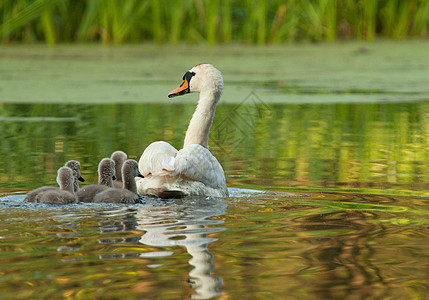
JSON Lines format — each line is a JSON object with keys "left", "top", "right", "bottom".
{"left": 172, "top": 144, "right": 226, "bottom": 189}
{"left": 138, "top": 141, "right": 178, "bottom": 176}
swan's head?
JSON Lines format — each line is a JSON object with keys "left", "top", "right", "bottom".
{"left": 168, "top": 63, "right": 223, "bottom": 98}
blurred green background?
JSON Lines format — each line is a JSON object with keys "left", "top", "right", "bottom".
{"left": 1, "top": 0, "right": 428, "bottom": 45}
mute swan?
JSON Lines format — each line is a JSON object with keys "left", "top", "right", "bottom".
{"left": 111, "top": 151, "right": 127, "bottom": 189}
{"left": 35, "top": 167, "right": 77, "bottom": 204}
{"left": 76, "top": 158, "right": 116, "bottom": 202}
{"left": 25, "top": 160, "right": 84, "bottom": 202}
{"left": 94, "top": 159, "right": 144, "bottom": 203}
{"left": 137, "top": 63, "right": 228, "bottom": 198}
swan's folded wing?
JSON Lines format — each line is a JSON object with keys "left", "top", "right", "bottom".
{"left": 138, "top": 141, "right": 178, "bottom": 176}
{"left": 173, "top": 144, "right": 226, "bottom": 189}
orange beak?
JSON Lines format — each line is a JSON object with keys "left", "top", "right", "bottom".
{"left": 168, "top": 78, "right": 190, "bottom": 98}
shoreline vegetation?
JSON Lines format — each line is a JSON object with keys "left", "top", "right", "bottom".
{"left": 0, "top": 0, "right": 428, "bottom": 45}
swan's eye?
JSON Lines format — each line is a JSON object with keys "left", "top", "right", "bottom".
{"left": 182, "top": 71, "right": 196, "bottom": 82}
{"left": 168, "top": 70, "right": 196, "bottom": 98}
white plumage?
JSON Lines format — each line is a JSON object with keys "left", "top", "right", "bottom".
{"left": 137, "top": 64, "right": 228, "bottom": 198}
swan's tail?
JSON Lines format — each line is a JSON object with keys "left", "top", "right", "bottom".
{"left": 137, "top": 175, "right": 227, "bottom": 198}
{"left": 144, "top": 187, "right": 185, "bottom": 199}
{"left": 137, "top": 176, "right": 188, "bottom": 199}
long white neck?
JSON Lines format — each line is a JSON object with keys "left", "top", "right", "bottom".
{"left": 184, "top": 89, "right": 221, "bottom": 148}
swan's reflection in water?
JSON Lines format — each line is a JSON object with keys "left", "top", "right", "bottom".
{"left": 136, "top": 197, "right": 227, "bottom": 299}
{"left": 94, "top": 197, "right": 227, "bottom": 299}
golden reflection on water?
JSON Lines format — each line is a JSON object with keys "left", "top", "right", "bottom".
{"left": 0, "top": 190, "right": 428, "bottom": 299}
{"left": 1, "top": 99, "right": 428, "bottom": 297}
{"left": 214, "top": 191, "right": 429, "bottom": 299}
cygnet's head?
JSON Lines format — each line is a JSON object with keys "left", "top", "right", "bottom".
{"left": 57, "top": 166, "right": 74, "bottom": 191}
{"left": 168, "top": 63, "right": 223, "bottom": 98}
{"left": 111, "top": 151, "right": 127, "bottom": 164}
{"left": 65, "top": 160, "right": 85, "bottom": 183}
{"left": 111, "top": 151, "right": 127, "bottom": 180}
{"left": 98, "top": 158, "right": 116, "bottom": 181}
{"left": 122, "top": 159, "right": 144, "bottom": 180}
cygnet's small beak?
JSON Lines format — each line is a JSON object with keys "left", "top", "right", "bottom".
{"left": 78, "top": 176, "right": 85, "bottom": 182}
{"left": 137, "top": 171, "right": 144, "bottom": 178}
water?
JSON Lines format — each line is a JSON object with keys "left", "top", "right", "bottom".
{"left": 0, "top": 190, "right": 427, "bottom": 299}
{"left": 1, "top": 43, "right": 429, "bottom": 298}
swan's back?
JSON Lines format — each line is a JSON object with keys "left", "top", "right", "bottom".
{"left": 173, "top": 144, "right": 227, "bottom": 190}
{"left": 137, "top": 144, "right": 228, "bottom": 198}
{"left": 139, "top": 141, "right": 177, "bottom": 177}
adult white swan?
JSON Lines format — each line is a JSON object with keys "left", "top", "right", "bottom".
{"left": 137, "top": 63, "right": 228, "bottom": 198}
